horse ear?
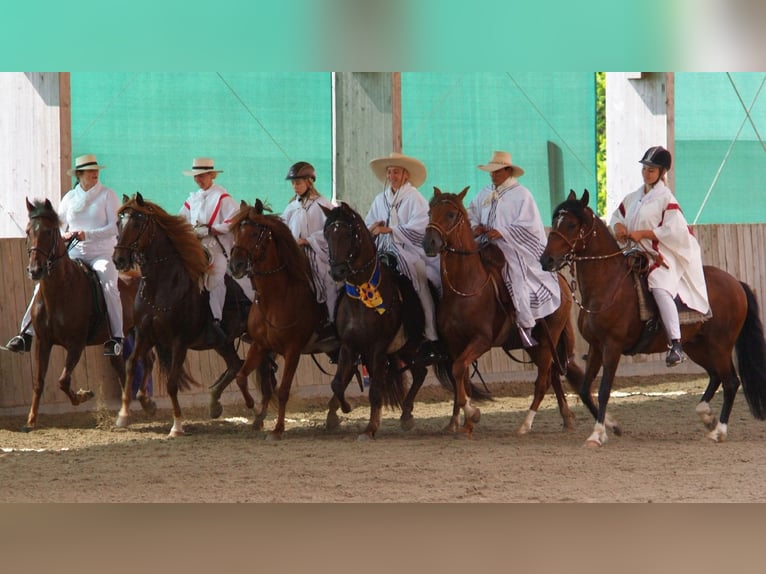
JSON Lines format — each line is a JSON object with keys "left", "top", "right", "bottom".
{"left": 320, "top": 204, "right": 333, "bottom": 217}
{"left": 581, "top": 189, "right": 590, "bottom": 206}
{"left": 433, "top": 187, "right": 442, "bottom": 197}
{"left": 254, "top": 198, "right": 264, "bottom": 214}
{"left": 240, "top": 199, "right": 248, "bottom": 210}
{"left": 122, "top": 194, "right": 130, "bottom": 204}
{"left": 458, "top": 186, "right": 470, "bottom": 201}
{"left": 44, "top": 199, "right": 53, "bottom": 210}
{"left": 567, "top": 189, "right": 577, "bottom": 201}
{"left": 136, "top": 192, "right": 145, "bottom": 206}
{"left": 25, "top": 197, "right": 34, "bottom": 212}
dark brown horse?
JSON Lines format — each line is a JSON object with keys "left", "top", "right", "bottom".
{"left": 112, "top": 193, "right": 252, "bottom": 436}
{"left": 228, "top": 199, "right": 339, "bottom": 440}
{"left": 19, "top": 198, "right": 141, "bottom": 431}
{"left": 321, "top": 202, "right": 454, "bottom": 439}
{"left": 540, "top": 189, "right": 766, "bottom": 446}
{"left": 422, "top": 187, "right": 585, "bottom": 437}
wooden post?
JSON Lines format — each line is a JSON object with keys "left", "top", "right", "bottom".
{"left": 59, "top": 72, "right": 72, "bottom": 198}
{"left": 392, "top": 72, "right": 402, "bottom": 153}
{"left": 665, "top": 72, "right": 675, "bottom": 192}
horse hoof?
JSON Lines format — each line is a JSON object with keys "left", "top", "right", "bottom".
{"left": 400, "top": 415, "right": 415, "bottom": 432}
{"left": 517, "top": 425, "right": 531, "bottom": 436}
{"left": 209, "top": 402, "right": 223, "bottom": 419}
{"left": 142, "top": 400, "right": 157, "bottom": 417}
{"left": 326, "top": 413, "right": 341, "bottom": 431}
{"left": 469, "top": 409, "right": 481, "bottom": 424}
{"left": 340, "top": 402, "right": 352, "bottom": 414}
{"left": 19, "top": 425, "right": 33, "bottom": 433}
{"left": 115, "top": 415, "right": 130, "bottom": 428}
{"left": 265, "top": 432, "right": 282, "bottom": 442}
{"left": 357, "top": 433, "right": 374, "bottom": 441}
{"left": 584, "top": 439, "right": 602, "bottom": 448}
{"left": 168, "top": 429, "right": 186, "bottom": 438}
{"left": 75, "top": 389, "right": 95, "bottom": 404}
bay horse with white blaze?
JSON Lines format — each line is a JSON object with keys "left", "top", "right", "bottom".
{"left": 112, "top": 193, "right": 252, "bottom": 436}
{"left": 17, "top": 198, "right": 142, "bottom": 431}
{"left": 422, "top": 187, "right": 586, "bottom": 437}
{"left": 228, "top": 199, "right": 339, "bottom": 440}
{"left": 540, "top": 190, "right": 766, "bottom": 446}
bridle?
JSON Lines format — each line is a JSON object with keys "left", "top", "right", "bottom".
{"left": 425, "top": 198, "right": 481, "bottom": 256}
{"left": 117, "top": 208, "right": 158, "bottom": 267}
{"left": 230, "top": 219, "right": 285, "bottom": 277}
{"left": 325, "top": 217, "right": 376, "bottom": 277}
{"left": 27, "top": 215, "right": 66, "bottom": 276}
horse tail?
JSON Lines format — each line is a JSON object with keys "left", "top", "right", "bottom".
{"left": 155, "top": 346, "right": 199, "bottom": 392}
{"left": 735, "top": 281, "right": 766, "bottom": 420}
{"left": 382, "top": 362, "right": 407, "bottom": 410}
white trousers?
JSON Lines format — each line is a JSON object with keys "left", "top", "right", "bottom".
{"left": 652, "top": 287, "right": 681, "bottom": 341}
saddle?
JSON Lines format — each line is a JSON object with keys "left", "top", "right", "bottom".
{"left": 73, "top": 258, "right": 109, "bottom": 343}
{"left": 479, "top": 242, "right": 512, "bottom": 310}
{"left": 623, "top": 249, "right": 713, "bottom": 355}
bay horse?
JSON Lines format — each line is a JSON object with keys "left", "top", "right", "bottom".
{"left": 228, "top": 199, "right": 339, "bottom": 440}
{"left": 19, "top": 198, "right": 142, "bottom": 431}
{"left": 112, "top": 193, "right": 252, "bottom": 436}
{"left": 540, "top": 189, "right": 766, "bottom": 446}
{"left": 321, "top": 202, "right": 455, "bottom": 439}
{"left": 422, "top": 187, "right": 585, "bottom": 437}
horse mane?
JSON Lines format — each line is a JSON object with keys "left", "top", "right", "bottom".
{"left": 324, "top": 202, "right": 367, "bottom": 233}
{"left": 28, "top": 199, "right": 62, "bottom": 226}
{"left": 229, "top": 204, "right": 313, "bottom": 283}
{"left": 119, "top": 196, "right": 209, "bottom": 284}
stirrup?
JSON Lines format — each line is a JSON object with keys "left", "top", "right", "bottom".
{"left": 518, "top": 326, "right": 538, "bottom": 348}
{"left": 2, "top": 333, "right": 32, "bottom": 353}
{"left": 104, "top": 338, "right": 123, "bottom": 357}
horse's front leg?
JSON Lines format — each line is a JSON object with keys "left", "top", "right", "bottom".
{"left": 115, "top": 338, "right": 153, "bottom": 428}
{"left": 359, "top": 346, "right": 388, "bottom": 441}
{"left": 268, "top": 350, "right": 302, "bottom": 441}
{"left": 59, "top": 345, "right": 94, "bottom": 407}
{"left": 400, "top": 359, "right": 427, "bottom": 431}
{"left": 586, "top": 344, "right": 622, "bottom": 448}
{"left": 235, "top": 344, "right": 268, "bottom": 430}
{"left": 326, "top": 345, "right": 358, "bottom": 431}
{"left": 23, "top": 339, "right": 53, "bottom": 431}
{"left": 167, "top": 346, "right": 190, "bottom": 437}
{"left": 208, "top": 343, "right": 247, "bottom": 419}
{"left": 449, "top": 339, "right": 488, "bottom": 436}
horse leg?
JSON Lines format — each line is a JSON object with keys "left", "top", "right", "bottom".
{"left": 251, "top": 359, "right": 276, "bottom": 431}
{"left": 234, "top": 344, "right": 268, "bottom": 429}
{"left": 549, "top": 370, "right": 576, "bottom": 431}
{"left": 706, "top": 361, "right": 740, "bottom": 443}
{"left": 267, "top": 351, "right": 301, "bottom": 441}
{"left": 23, "top": 340, "right": 52, "bottom": 431}
{"left": 208, "top": 344, "right": 247, "bottom": 419}
{"left": 326, "top": 346, "right": 357, "bottom": 430}
{"left": 167, "top": 347, "right": 190, "bottom": 437}
{"left": 116, "top": 338, "right": 154, "bottom": 427}
{"left": 136, "top": 350, "right": 157, "bottom": 417}
{"left": 400, "top": 361, "right": 427, "bottom": 431}
{"left": 58, "top": 346, "right": 95, "bottom": 407}
{"left": 449, "top": 341, "right": 486, "bottom": 436}
{"left": 358, "top": 347, "right": 387, "bottom": 441}
{"left": 585, "top": 346, "right": 621, "bottom": 447}
{"left": 694, "top": 369, "right": 720, "bottom": 431}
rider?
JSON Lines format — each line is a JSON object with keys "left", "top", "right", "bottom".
{"left": 281, "top": 161, "right": 339, "bottom": 343}
{"left": 3, "top": 154, "right": 124, "bottom": 356}
{"left": 611, "top": 145, "right": 710, "bottom": 367}
{"left": 179, "top": 157, "right": 251, "bottom": 342}
{"left": 467, "top": 150, "right": 561, "bottom": 348}
{"left": 365, "top": 151, "right": 441, "bottom": 360}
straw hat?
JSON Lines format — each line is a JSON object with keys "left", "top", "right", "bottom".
{"left": 477, "top": 151, "right": 525, "bottom": 177}
{"left": 369, "top": 152, "right": 427, "bottom": 188}
{"left": 66, "top": 154, "right": 106, "bottom": 176}
{"left": 183, "top": 158, "right": 223, "bottom": 176}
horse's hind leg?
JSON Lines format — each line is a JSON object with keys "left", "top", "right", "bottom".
{"left": 400, "top": 361, "right": 427, "bottom": 431}
{"left": 59, "top": 347, "right": 94, "bottom": 407}
{"left": 267, "top": 351, "right": 301, "bottom": 441}
{"left": 695, "top": 370, "right": 721, "bottom": 431}
{"left": 326, "top": 347, "right": 358, "bottom": 431}
{"left": 209, "top": 344, "right": 247, "bottom": 419}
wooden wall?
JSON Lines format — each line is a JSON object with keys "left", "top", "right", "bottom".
{"left": 2, "top": 223, "right": 765, "bottom": 416}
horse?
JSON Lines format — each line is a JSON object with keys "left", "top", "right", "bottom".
{"left": 227, "top": 199, "right": 339, "bottom": 440}
{"left": 540, "top": 189, "right": 766, "bottom": 446}
{"left": 112, "top": 192, "right": 252, "bottom": 436}
{"left": 320, "top": 202, "right": 455, "bottom": 439}
{"left": 17, "top": 198, "right": 143, "bottom": 431}
{"left": 422, "top": 187, "right": 585, "bottom": 437}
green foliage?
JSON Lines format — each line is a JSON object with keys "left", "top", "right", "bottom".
{"left": 596, "top": 72, "right": 606, "bottom": 216}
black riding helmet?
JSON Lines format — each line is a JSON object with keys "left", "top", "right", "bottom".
{"left": 639, "top": 146, "right": 672, "bottom": 171}
{"left": 285, "top": 161, "right": 316, "bottom": 182}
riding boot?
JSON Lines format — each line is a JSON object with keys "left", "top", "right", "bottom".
{"left": 3, "top": 332, "right": 33, "bottom": 353}
{"left": 415, "top": 339, "right": 441, "bottom": 365}
{"left": 211, "top": 319, "right": 226, "bottom": 344}
{"left": 519, "top": 326, "right": 538, "bottom": 348}
{"left": 666, "top": 339, "right": 685, "bottom": 367}
{"left": 104, "top": 337, "right": 124, "bottom": 357}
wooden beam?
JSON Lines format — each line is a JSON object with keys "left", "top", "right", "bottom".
{"left": 665, "top": 72, "right": 675, "bottom": 192}
{"left": 59, "top": 72, "right": 72, "bottom": 198}
{"left": 392, "top": 72, "right": 402, "bottom": 153}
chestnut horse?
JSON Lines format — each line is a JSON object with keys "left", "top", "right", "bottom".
{"left": 540, "top": 190, "right": 766, "bottom": 446}
{"left": 422, "top": 187, "right": 585, "bottom": 437}
{"left": 112, "top": 193, "right": 252, "bottom": 436}
{"left": 18, "top": 198, "right": 142, "bottom": 431}
{"left": 321, "top": 202, "right": 455, "bottom": 439}
{"left": 228, "top": 199, "right": 339, "bottom": 440}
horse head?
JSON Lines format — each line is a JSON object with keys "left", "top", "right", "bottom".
{"left": 423, "top": 186, "right": 470, "bottom": 257}
{"left": 322, "top": 202, "right": 374, "bottom": 282}
{"left": 228, "top": 200, "right": 277, "bottom": 279}
{"left": 540, "top": 189, "right": 597, "bottom": 271}
{"left": 25, "top": 197, "right": 66, "bottom": 280}
{"left": 113, "top": 192, "right": 154, "bottom": 271}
